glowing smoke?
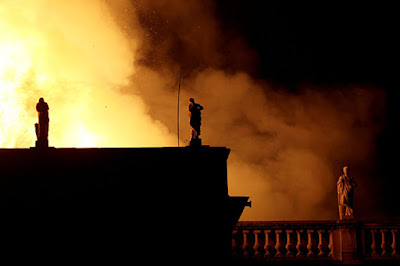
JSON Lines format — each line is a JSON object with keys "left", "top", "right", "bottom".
{"left": 122, "top": 0, "right": 386, "bottom": 220}
{"left": 0, "top": 0, "right": 386, "bottom": 220}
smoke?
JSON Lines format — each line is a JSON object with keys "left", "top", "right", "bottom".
{"left": 0, "top": 0, "right": 386, "bottom": 220}
{"left": 117, "top": 0, "right": 386, "bottom": 220}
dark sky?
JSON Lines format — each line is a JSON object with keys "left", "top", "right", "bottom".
{"left": 216, "top": 1, "right": 397, "bottom": 87}
{"left": 215, "top": 1, "right": 399, "bottom": 218}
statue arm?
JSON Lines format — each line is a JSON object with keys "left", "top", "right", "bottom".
{"left": 337, "top": 176, "right": 344, "bottom": 194}
{"left": 194, "top": 103, "right": 203, "bottom": 111}
{"left": 337, "top": 175, "right": 343, "bottom": 185}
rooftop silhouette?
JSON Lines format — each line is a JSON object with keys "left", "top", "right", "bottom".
{"left": 0, "top": 146, "right": 249, "bottom": 263}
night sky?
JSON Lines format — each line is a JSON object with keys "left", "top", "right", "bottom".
{"left": 214, "top": 1, "right": 399, "bottom": 218}
{"left": 216, "top": 2, "right": 397, "bottom": 88}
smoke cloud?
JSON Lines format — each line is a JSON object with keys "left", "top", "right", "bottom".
{"left": 117, "top": 0, "right": 386, "bottom": 220}
{"left": 0, "top": 0, "right": 386, "bottom": 220}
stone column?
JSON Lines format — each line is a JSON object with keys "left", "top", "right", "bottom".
{"left": 370, "top": 229, "right": 379, "bottom": 257}
{"left": 275, "top": 230, "right": 284, "bottom": 258}
{"left": 232, "top": 230, "right": 240, "bottom": 257}
{"left": 264, "top": 230, "right": 273, "bottom": 259}
{"left": 381, "top": 229, "right": 387, "bottom": 256}
{"left": 318, "top": 229, "right": 327, "bottom": 256}
{"left": 392, "top": 229, "right": 399, "bottom": 257}
{"left": 328, "top": 229, "right": 334, "bottom": 257}
{"left": 285, "top": 230, "right": 294, "bottom": 258}
{"left": 296, "top": 230, "right": 305, "bottom": 258}
{"left": 242, "top": 230, "right": 252, "bottom": 258}
{"left": 253, "top": 230, "right": 264, "bottom": 260}
{"left": 307, "top": 229, "right": 315, "bottom": 257}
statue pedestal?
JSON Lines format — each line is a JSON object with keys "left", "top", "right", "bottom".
{"left": 190, "top": 138, "right": 202, "bottom": 147}
{"left": 336, "top": 221, "right": 362, "bottom": 264}
{"left": 35, "top": 139, "right": 49, "bottom": 149}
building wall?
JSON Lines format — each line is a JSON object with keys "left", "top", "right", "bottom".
{"left": 0, "top": 147, "right": 246, "bottom": 263}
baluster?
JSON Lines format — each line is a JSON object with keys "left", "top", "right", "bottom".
{"left": 328, "top": 229, "right": 333, "bottom": 257}
{"left": 232, "top": 230, "right": 239, "bottom": 257}
{"left": 307, "top": 229, "right": 315, "bottom": 257}
{"left": 392, "top": 229, "right": 399, "bottom": 257}
{"left": 242, "top": 230, "right": 252, "bottom": 258}
{"left": 275, "top": 230, "right": 284, "bottom": 258}
{"left": 264, "top": 230, "right": 273, "bottom": 259}
{"left": 370, "top": 229, "right": 379, "bottom": 257}
{"left": 285, "top": 230, "right": 294, "bottom": 258}
{"left": 253, "top": 230, "right": 263, "bottom": 260}
{"left": 317, "top": 229, "right": 326, "bottom": 256}
{"left": 296, "top": 230, "right": 305, "bottom": 258}
{"left": 381, "top": 229, "right": 388, "bottom": 256}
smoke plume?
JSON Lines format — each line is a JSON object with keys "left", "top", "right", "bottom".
{"left": 0, "top": 0, "right": 386, "bottom": 220}
{"left": 119, "top": 0, "right": 386, "bottom": 220}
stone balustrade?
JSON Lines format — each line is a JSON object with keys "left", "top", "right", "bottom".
{"left": 233, "top": 220, "right": 400, "bottom": 263}
{"left": 363, "top": 223, "right": 400, "bottom": 259}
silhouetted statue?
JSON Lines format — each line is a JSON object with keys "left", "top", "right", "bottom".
{"left": 35, "top": 97, "right": 49, "bottom": 148}
{"left": 188, "top": 98, "right": 203, "bottom": 146}
{"left": 337, "top": 166, "right": 357, "bottom": 220}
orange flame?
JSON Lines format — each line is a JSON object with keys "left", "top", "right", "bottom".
{"left": 0, "top": 0, "right": 175, "bottom": 148}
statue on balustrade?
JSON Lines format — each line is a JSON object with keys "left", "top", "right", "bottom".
{"left": 188, "top": 98, "right": 203, "bottom": 146}
{"left": 337, "top": 166, "right": 357, "bottom": 220}
{"left": 35, "top": 97, "right": 49, "bottom": 148}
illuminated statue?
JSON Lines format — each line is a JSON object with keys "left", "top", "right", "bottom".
{"left": 35, "top": 97, "right": 49, "bottom": 148}
{"left": 188, "top": 98, "right": 203, "bottom": 146}
{"left": 337, "top": 166, "right": 357, "bottom": 220}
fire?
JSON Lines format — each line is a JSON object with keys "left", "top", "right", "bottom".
{"left": 0, "top": 40, "right": 33, "bottom": 147}
{"left": 0, "top": 0, "right": 175, "bottom": 148}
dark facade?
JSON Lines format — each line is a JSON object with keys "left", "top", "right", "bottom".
{"left": 0, "top": 147, "right": 249, "bottom": 263}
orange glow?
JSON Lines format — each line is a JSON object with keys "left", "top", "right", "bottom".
{"left": 0, "top": 0, "right": 175, "bottom": 148}
{"left": 1, "top": 0, "right": 387, "bottom": 222}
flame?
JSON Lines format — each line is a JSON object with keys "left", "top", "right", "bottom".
{"left": 0, "top": 40, "right": 33, "bottom": 147}
{"left": 0, "top": 0, "right": 175, "bottom": 148}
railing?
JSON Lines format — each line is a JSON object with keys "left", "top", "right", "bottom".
{"left": 233, "top": 220, "right": 400, "bottom": 263}
{"left": 363, "top": 223, "right": 400, "bottom": 259}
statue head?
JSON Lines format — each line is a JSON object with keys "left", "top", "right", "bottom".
{"left": 189, "top": 98, "right": 195, "bottom": 103}
{"left": 39, "top": 97, "right": 44, "bottom": 103}
{"left": 343, "top": 166, "right": 350, "bottom": 175}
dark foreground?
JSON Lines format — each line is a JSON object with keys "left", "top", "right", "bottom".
{"left": 0, "top": 147, "right": 249, "bottom": 263}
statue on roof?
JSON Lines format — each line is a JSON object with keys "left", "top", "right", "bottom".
{"left": 337, "top": 166, "right": 357, "bottom": 220}
{"left": 35, "top": 97, "right": 49, "bottom": 148}
{"left": 188, "top": 98, "right": 203, "bottom": 146}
